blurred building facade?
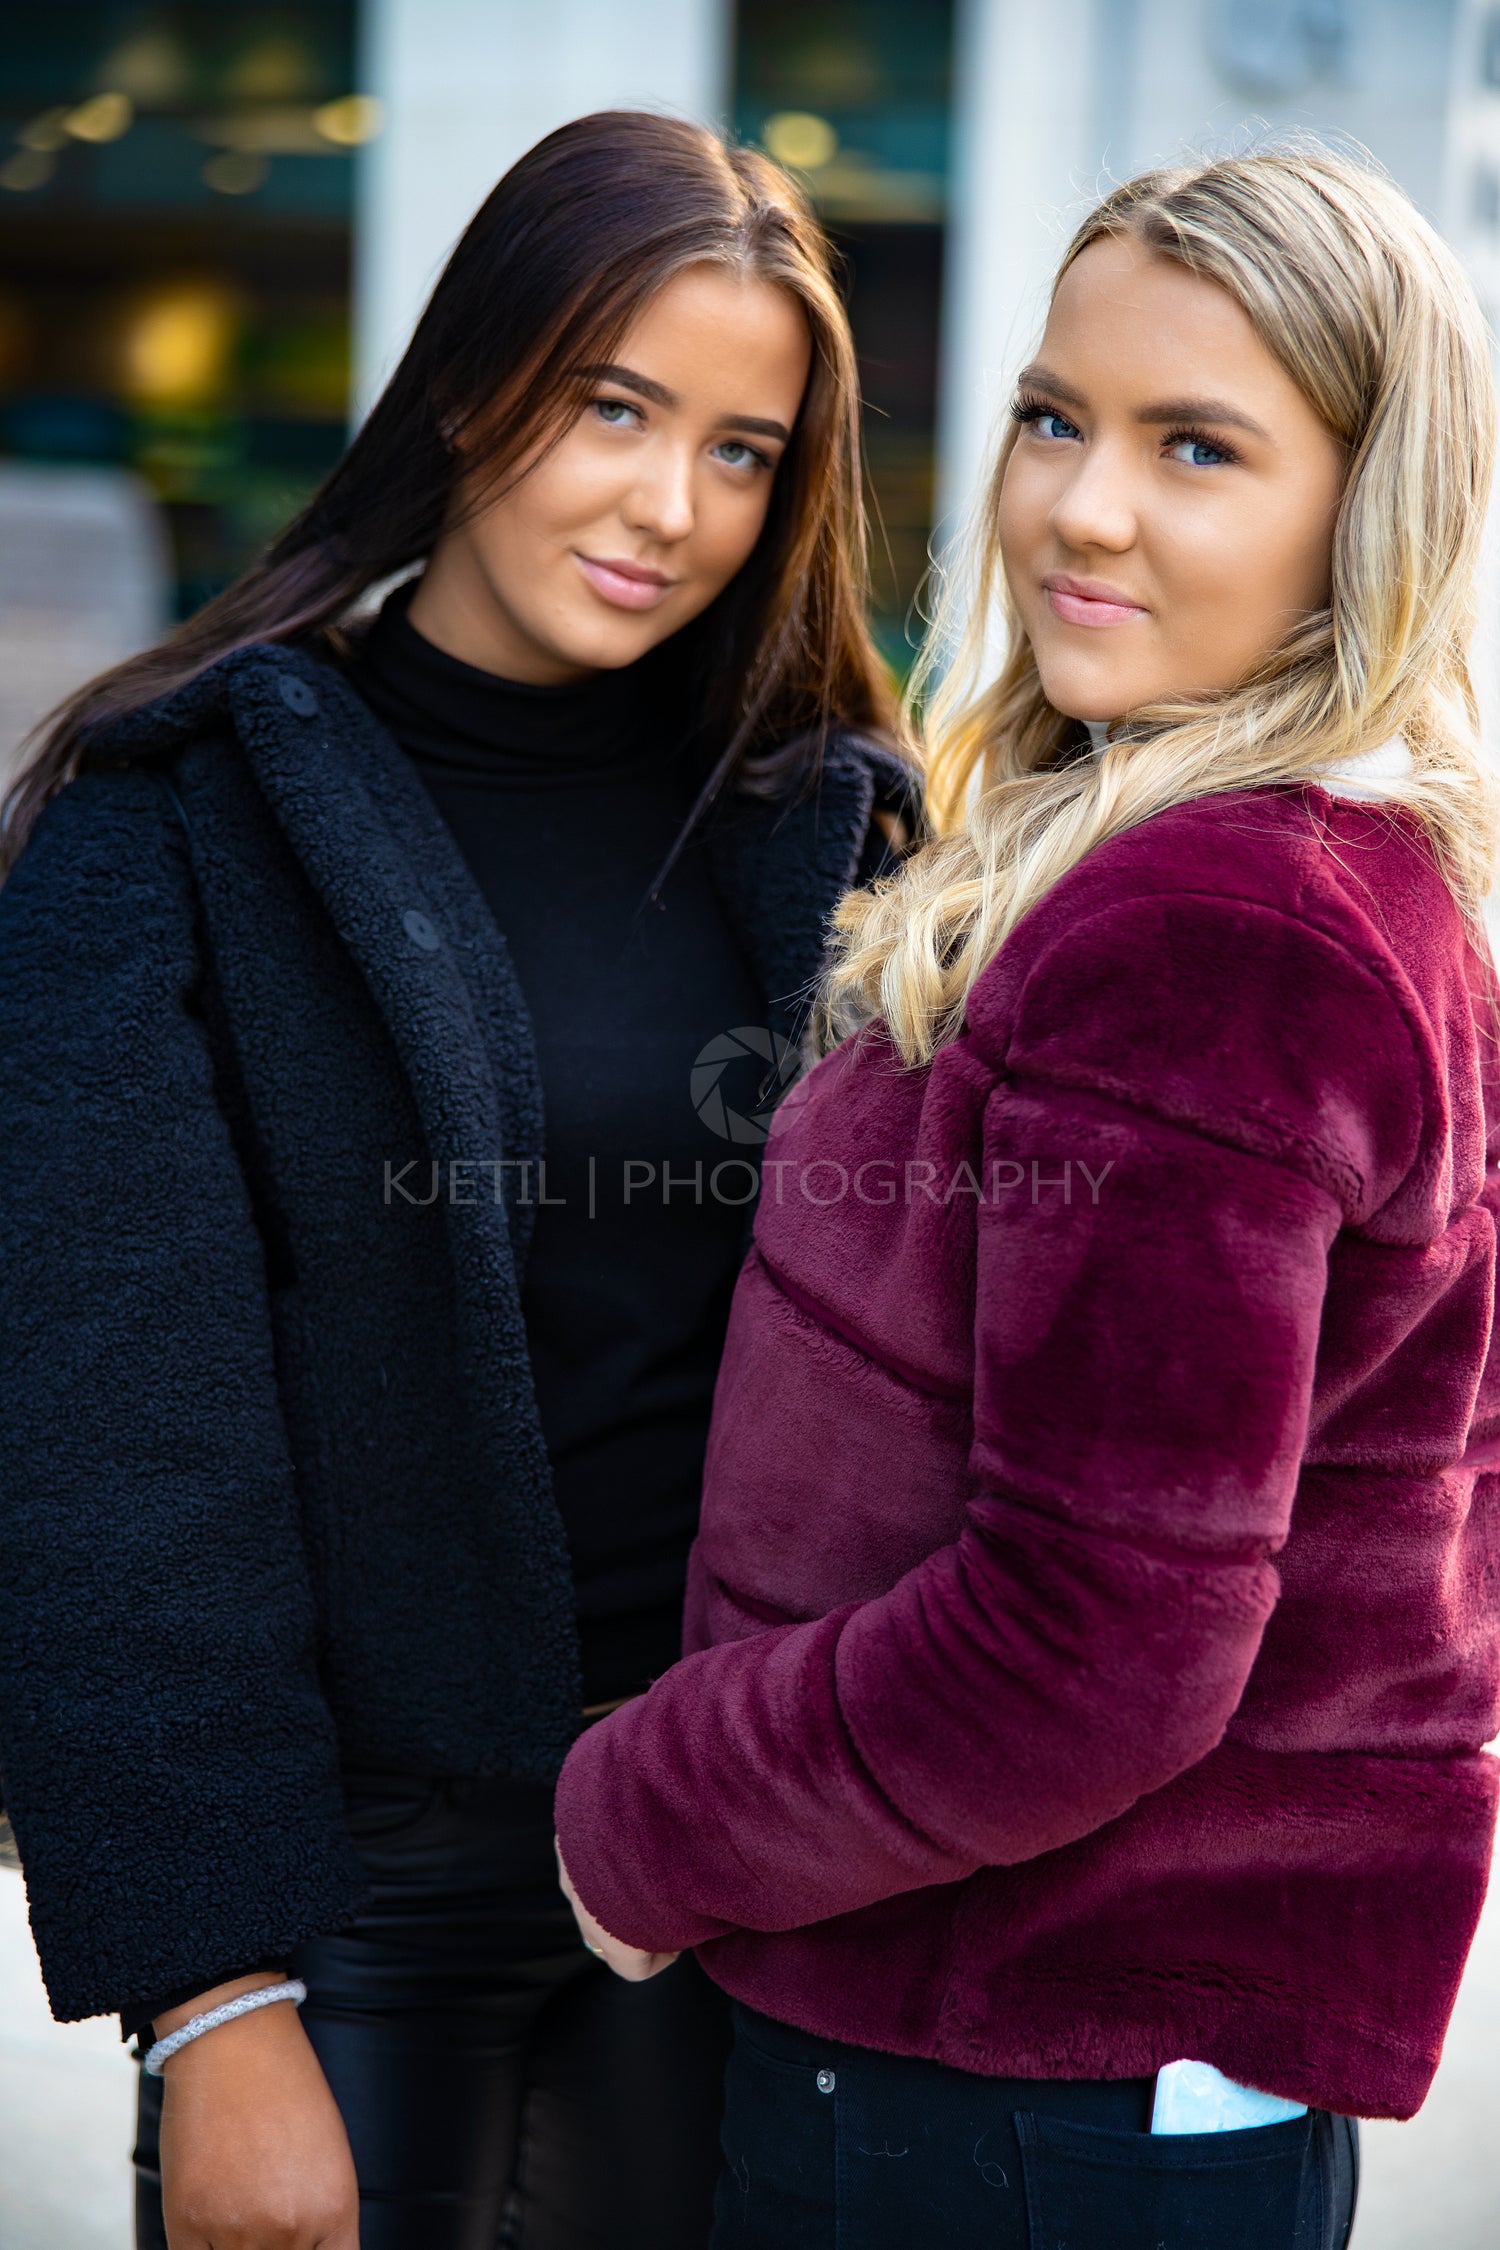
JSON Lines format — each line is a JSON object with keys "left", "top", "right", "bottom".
{"left": 0, "top": 4, "right": 363, "bottom": 620}
{"left": 9, "top": 3, "right": 1500, "bottom": 673}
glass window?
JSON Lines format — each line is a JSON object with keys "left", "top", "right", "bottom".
{"left": 734, "top": 0, "right": 955, "bottom": 671}
{"left": 1483, "top": 5, "right": 1500, "bottom": 90}
{"left": 0, "top": 4, "right": 364, "bottom": 616}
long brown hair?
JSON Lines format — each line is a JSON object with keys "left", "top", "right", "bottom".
{"left": 3, "top": 109, "right": 897, "bottom": 869}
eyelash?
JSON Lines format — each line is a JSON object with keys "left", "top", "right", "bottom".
{"left": 1009, "top": 391, "right": 1241, "bottom": 467}
{"left": 590, "top": 395, "right": 772, "bottom": 471}
{"left": 715, "top": 438, "right": 772, "bottom": 471}
{"left": 1160, "top": 424, "right": 1239, "bottom": 467}
{"left": 1011, "top": 390, "right": 1073, "bottom": 435}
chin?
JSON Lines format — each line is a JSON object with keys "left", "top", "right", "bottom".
{"left": 548, "top": 626, "right": 659, "bottom": 674}
{"left": 1033, "top": 655, "right": 1133, "bottom": 725}
{"left": 557, "top": 609, "right": 685, "bottom": 674}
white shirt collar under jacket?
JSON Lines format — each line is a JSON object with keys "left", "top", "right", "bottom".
{"left": 1318, "top": 735, "right": 1414, "bottom": 800}
{"left": 1083, "top": 721, "right": 1414, "bottom": 802}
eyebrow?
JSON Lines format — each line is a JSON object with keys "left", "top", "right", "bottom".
{"left": 1018, "top": 363, "right": 1271, "bottom": 441}
{"left": 576, "top": 361, "right": 792, "bottom": 443}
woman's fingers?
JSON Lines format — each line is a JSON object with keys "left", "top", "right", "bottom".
{"left": 589, "top": 1931, "right": 682, "bottom": 1981}
{"left": 554, "top": 1835, "right": 680, "bottom": 1979}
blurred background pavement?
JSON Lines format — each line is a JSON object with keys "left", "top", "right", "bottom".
{"left": 3, "top": 1853, "right": 1498, "bottom": 2248}
{"left": 2, "top": 4, "right": 1499, "bottom": 2244}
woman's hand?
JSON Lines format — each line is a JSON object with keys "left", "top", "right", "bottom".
{"left": 156, "top": 1978, "right": 359, "bottom": 2249}
{"left": 555, "top": 1837, "right": 680, "bottom": 1982}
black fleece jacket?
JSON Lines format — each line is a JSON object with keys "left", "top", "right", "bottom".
{"left": 349, "top": 600, "right": 770, "bottom": 1710}
{"left": 0, "top": 639, "right": 908, "bottom": 2025}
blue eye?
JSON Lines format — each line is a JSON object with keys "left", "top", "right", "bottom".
{"left": 1010, "top": 394, "right": 1083, "bottom": 441}
{"left": 1166, "top": 432, "right": 1232, "bottom": 466}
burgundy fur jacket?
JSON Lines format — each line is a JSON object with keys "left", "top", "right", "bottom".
{"left": 555, "top": 785, "right": 1500, "bottom": 2119}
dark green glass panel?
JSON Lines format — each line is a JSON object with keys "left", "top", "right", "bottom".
{"left": 0, "top": 4, "right": 356, "bottom": 612}
{"left": 733, "top": 1, "right": 956, "bottom": 670}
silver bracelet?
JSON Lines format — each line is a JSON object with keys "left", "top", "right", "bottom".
{"left": 142, "top": 1978, "right": 307, "bottom": 2076}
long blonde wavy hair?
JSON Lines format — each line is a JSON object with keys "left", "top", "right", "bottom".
{"left": 825, "top": 145, "right": 1500, "bottom": 1065}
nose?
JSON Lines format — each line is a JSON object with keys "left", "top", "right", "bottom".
{"left": 1047, "top": 438, "right": 1138, "bottom": 557}
{"left": 622, "top": 436, "right": 696, "bottom": 547}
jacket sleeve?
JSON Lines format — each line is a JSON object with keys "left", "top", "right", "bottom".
{"left": 0, "top": 767, "right": 363, "bottom": 2022}
{"left": 553, "top": 885, "right": 1426, "bottom": 1953}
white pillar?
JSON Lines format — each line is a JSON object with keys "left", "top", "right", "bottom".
{"left": 1442, "top": 0, "right": 1500, "bottom": 779}
{"left": 353, "top": 0, "right": 732, "bottom": 419}
{"left": 935, "top": 0, "right": 1101, "bottom": 548}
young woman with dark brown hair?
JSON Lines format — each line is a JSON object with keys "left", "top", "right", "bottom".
{"left": 0, "top": 110, "right": 905, "bottom": 2250}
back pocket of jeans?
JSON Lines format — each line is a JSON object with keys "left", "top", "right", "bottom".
{"left": 1017, "top": 2108, "right": 1319, "bottom": 2250}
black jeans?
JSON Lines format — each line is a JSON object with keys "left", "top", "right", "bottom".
{"left": 712, "top": 2005, "right": 1360, "bottom": 2250}
{"left": 134, "top": 1772, "right": 732, "bottom": 2250}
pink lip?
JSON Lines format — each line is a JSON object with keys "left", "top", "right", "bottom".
{"left": 1043, "top": 573, "right": 1148, "bottom": 628}
{"left": 576, "top": 555, "right": 677, "bottom": 612}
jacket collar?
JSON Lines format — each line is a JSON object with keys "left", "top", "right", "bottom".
{"left": 704, "top": 738, "right": 893, "bottom": 1052}
{"left": 91, "top": 638, "right": 899, "bottom": 1063}
{"left": 139, "top": 645, "right": 549, "bottom": 1247}
{"left": 96, "top": 646, "right": 559, "bottom": 1581}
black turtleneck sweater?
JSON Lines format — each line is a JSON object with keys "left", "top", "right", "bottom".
{"left": 349, "top": 592, "right": 766, "bottom": 1706}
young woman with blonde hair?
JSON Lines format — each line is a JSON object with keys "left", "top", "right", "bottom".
{"left": 554, "top": 145, "right": 1500, "bottom": 2248}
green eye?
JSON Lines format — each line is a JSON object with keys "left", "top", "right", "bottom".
{"left": 594, "top": 398, "right": 635, "bottom": 425}
{"left": 715, "top": 440, "right": 764, "bottom": 469}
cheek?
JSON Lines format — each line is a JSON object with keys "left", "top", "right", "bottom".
{"left": 464, "top": 487, "right": 567, "bottom": 588}
{"left": 1155, "top": 485, "right": 1332, "bottom": 648}
{"left": 507, "top": 450, "right": 608, "bottom": 549}
{"left": 1263, "top": 496, "right": 1336, "bottom": 612}
{"left": 693, "top": 480, "right": 776, "bottom": 587}
{"left": 483, "top": 436, "right": 628, "bottom": 567}
{"left": 996, "top": 455, "right": 1054, "bottom": 590}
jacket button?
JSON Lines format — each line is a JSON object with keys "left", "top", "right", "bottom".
{"left": 816, "top": 2069, "right": 836, "bottom": 2094}
{"left": 403, "top": 909, "right": 441, "bottom": 951}
{"left": 279, "top": 676, "right": 319, "bottom": 718}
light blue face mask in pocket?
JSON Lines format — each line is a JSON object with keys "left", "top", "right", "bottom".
{"left": 1151, "top": 2060, "right": 1309, "bottom": 2133}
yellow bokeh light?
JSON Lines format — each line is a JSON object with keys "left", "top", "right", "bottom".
{"left": 65, "top": 92, "right": 134, "bottom": 143}
{"left": 198, "top": 110, "right": 329, "bottom": 155}
{"left": 0, "top": 150, "right": 56, "bottom": 193}
{"left": 227, "top": 36, "right": 317, "bottom": 102}
{"left": 100, "top": 30, "right": 191, "bottom": 107}
{"left": 203, "top": 150, "right": 269, "bottom": 197}
{"left": 313, "top": 95, "right": 384, "bottom": 147}
{"left": 762, "top": 111, "right": 839, "bottom": 171}
{"left": 18, "top": 110, "right": 70, "bottom": 153}
{"left": 122, "top": 285, "right": 238, "bottom": 408}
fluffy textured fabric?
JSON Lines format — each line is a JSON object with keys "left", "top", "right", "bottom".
{"left": 555, "top": 788, "right": 1500, "bottom": 2121}
{"left": 0, "top": 639, "right": 903, "bottom": 2023}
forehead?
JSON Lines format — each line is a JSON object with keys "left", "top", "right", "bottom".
{"left": 617, "top": 266, "right": 811, "bottom": 389}
{"left": 1042, "top": 233, "right": 1289, "bottom": 409}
